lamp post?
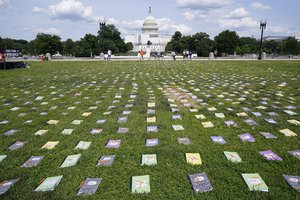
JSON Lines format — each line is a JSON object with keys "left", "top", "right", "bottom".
{"left": 258, "top": 19, "right": 267, "bottom": 60}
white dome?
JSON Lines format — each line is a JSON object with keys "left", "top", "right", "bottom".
{"left": 142, "top": 7, "right": 158, "bottom": 37}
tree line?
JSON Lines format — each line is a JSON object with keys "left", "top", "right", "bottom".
{"left": 1, "top": 25, "right": 299, "bottom": 57}
{"left": 165, "top": 30, "right": 300, "bottom": 56}
{"left": 0, "top": 24, "right": 133, "bottom": 57}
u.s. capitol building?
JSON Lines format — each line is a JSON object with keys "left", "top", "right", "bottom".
{"left": 124, "top": 7, "right": 172, "bottom": 52}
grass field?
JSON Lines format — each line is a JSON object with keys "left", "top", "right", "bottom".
{"left": 0, "top": 60, "right": 299, "bottom": 199}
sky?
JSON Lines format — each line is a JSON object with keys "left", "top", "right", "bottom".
{"left": 1, "top": 0, "right": 300, "bottom": 41}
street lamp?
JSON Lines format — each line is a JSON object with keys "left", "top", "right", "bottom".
{"left": 258, "top": 19, "right": 267, "bottom": 60}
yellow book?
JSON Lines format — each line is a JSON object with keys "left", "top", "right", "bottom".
{"left": 287, "top": 119, "right": 300, "bottom": 126}
{"left": 148, "top": 102, "right": 155, "bottom": 108}
{"left": 41, "top": 141, "right": 59, "bottom": 149}
{"left": 82, "top": 112, "right": 91, "bottom": 117}
{"left": 34, "top": 130, "right": 48, "bottom": 136}
{"left": 236, "top": 112, "right": 248, "bottom": 117}
{"left": 186, "top": 153, "right": 202, "bottom": 165}
{"left": 147, "top": 117, "right": 156, "bottom": 123}
{"left": 279, "top": 129, "right": 297, "bottom": 137}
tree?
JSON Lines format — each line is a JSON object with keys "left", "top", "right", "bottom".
{"left": 63, "top": 38, "right": 75, "bottom": 56}
{"left": 97, "top": 24, "right": 127, "bottom": 53}
{"left": 0, "top": 37, "right": 30, "bottom": 54}
{"left": 30, "top": 33, "right": 63, "bottom": 55}
{"left": 238, "top": 37, "right": 259, "bottom": 54}
{"left": 165, "top": 31, "right": 182, "bottom": 53}
{"left": 126, "top": 42, "right": 133, "bottom": 52}
{"left": 263, "top": 40, "right": 280, "bottom": 54}
{"left": 281, "top": 37, "right": 300, "bottom": 55}
{"left": 214, "top": 30, "right": 239, "bottom": 55}
{"left": 192, "top": 32, "right": 214, "bottom": 57}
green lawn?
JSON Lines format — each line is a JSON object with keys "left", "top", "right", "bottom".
{"left": 0, "top": 60, "right": 299, "bottom": 199}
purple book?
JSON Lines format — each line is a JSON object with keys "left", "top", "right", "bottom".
{"left": 147, "top": 126, "right": 158, "bottom": 133}
{"left": 252, "top": 112, "right": 262, "bottom": 117}
{"left": 177, "top": 137, "right": 191, "bottom": 145}
{"left": 210, "top": 136, "right": 226, "bottom": 144}
{"left": 8, "top": 141, "right": 27, "bottom": 150}
{"left": 283, "top": 175, "right": 300, "bottom": 191}
{"left": 244, "top": 119, "right": 258, "bottom": 126}
{"left": 189, "top": 173, "right": 213, "bottom": 193}
{"left": 90, "top": 129, "right": 103, "bottom": 134}
{"left": 238, "top": 133, "right": 255, "bottom": 142}
{"left": 288, "top": 150, "right": 300, "bottom": 160}
{"left": 224, "top": 120, "right": 238, "bottom": 127}
{"left": 259, "top": 132, "right": 277, "bottom": 139}
{"left": 145, "top": 138, "right": 159, "bottom": 147}
{"left": 105, "top": 139, "right": 121, "bottom": 149}
{"left": 97, "top": 155, "right": 115, "bottom": 166}
{"left": 117, "top": 127, "right": 129, "bottom": 134}
{"left": 264, "top": 118, "right": 277, "bottom": 124}
{"left": 260, "top": 150, "right": 282, "bottom": 161}
{"left": 3, "top": 129, "right": 18, "bottom": 136}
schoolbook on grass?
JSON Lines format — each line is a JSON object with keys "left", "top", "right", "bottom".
{"left": 0, "top": 155, "right": 7, "bottom": 162}
{"left": 34, "top": 175, "right": 63, "bottom": 192}
{"left": 105, "top": 139, "right": 121, "bottom": 149}
{"left": 131, "top": 175, "right": 150, "bottom": 194}
{"left": 211, "top": 136, "right": 226, "bottom": 144}
{"left": 279, "top": 129, "right": 297, "bottom": 137}
{"left": 283, "top": 175, "right": 300, "bottom": 192}
{"left": 97, "top": 155, "right": 115, "bottom": 166}
{"left": 202, "top": 122, "right": 214, "bottom": 128}
{"left": 172, "top": 125, "right": 185, "bottom": 131}
{"left": 21, "top": 156, "right": 44, "bottom": 167}
{"left": 238, "top": 133, "right": 255, "bottom": 142}
{"left": 259, "top": 150, "right": 282, "bottom": 161}
{"left": 145, "top": 138, "right": 159, "bottom": 147}
{"left": 0, "top": 178, "right": 19, "bottom": 195}
{"left": 259, "top": 132, "right": 277, "bottom": 139}
{"left": 74, "top": 141, "right": 91, "bottom": 150}
{"left": 8, "top": 141, "right": 27, "bottom": 150}
{"left": 141, "top": 154, "right": 157, "bottom": 166}
{"left": 60, "top": 154, "right": 81, "bottom": 168}
{"left": 288, "top": 150, "right": 300, "bottom": 160}
{"left": 41, "top": 141, "right": 59, "bottom": 150}
{"left": 241, "top": 173, "right": 268, "bottom": 192}
{"left": 61, "top": 129, "right": 73, "bottom": 135}
{"left": 186, "top": 153, "right": 202, "bottom": 165}
{"left": 177, "top": 137, "right": 191, "bottom": 145}
{"left": 147, "top": 117, "right": 156, "bottom": 123}
{"left": 224, "top": 151, "right": 242, "bottom": 163}
{"left": 77, "top": 178, "right": 102, "bottom": 196}
{"left": 189, "top": 173, "right": 213, "bottom": 193}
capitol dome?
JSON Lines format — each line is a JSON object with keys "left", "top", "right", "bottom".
{"left": 142, "top": 7, "right": 159, "bottom": 37}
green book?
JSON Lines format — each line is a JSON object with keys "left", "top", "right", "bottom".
{"left": 60, "top": 154, "right": 81, "bottom": 168}
{"left": 141, "top": 154, "right": 157, "bottom": 166}
{"left": 74, "top": 141, "right": 91, "bottom": 150}
{"left": 224, "top": 151, "right": 242, "bottom": 163}
{"left": 0, "top": 155, "right": 7, "bottom": 162}
{"left": 34, "top": 175, "right": 63, "bottom": 192}
{"left": 241, "top": 173, "right": 269, "bottom": 192}
{"left": 131, "top": 175, "right": 150, "bottom": 193}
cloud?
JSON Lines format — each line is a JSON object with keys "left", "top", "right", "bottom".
{"left": 109, "top": 17, "right": 192, "bottom": 36}
{"left": 33, "top": 0, "right": 102, "bottom": 23}
{"left": 251, "top": 2, "right": 271, "bottom": 10}
{"left": 224, "top": 7, "right": 250, "bottom": 19}
{"left": 33, "top": 6, "right": 46, "bottom": 13}
{"left": 218, "top": 17, "right": 258, "bottom": 29}
{"left": 24, "top": 26, "right": 60, "bottom": 35}
{"left": 176, "top": 0, "right": 232, "bottom": 10}
{"left": 0, "top": 0, "right": 9, "bottom": 10}
{"left": 267, "top": 26, "right": 288, "bottom": 34}
{"left": 157, "top": 18, "right": 192, "bottom": 34}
